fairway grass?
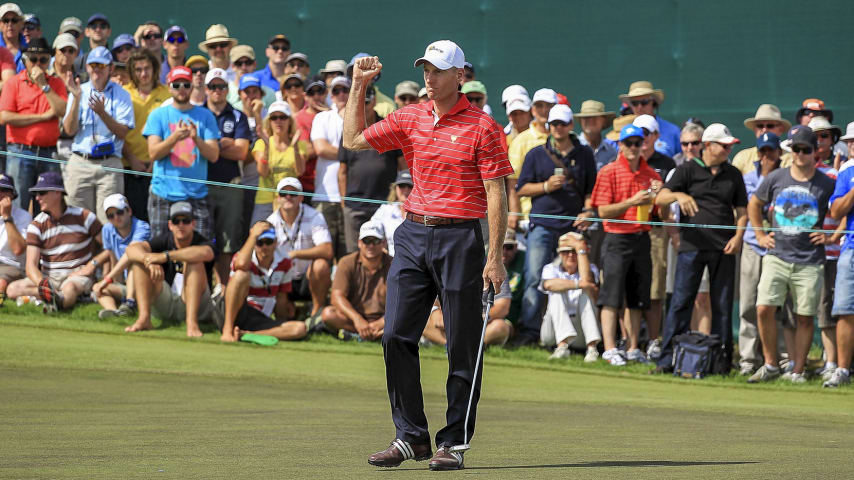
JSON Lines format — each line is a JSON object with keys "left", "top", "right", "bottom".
{"left": 1, "top": 306, "right": 853, "bottom": 479}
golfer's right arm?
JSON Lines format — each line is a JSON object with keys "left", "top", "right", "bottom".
{"left": 342, "top": 76, "right": 371, "bottom": 151}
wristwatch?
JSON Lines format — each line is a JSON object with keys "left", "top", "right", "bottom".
{"left": 577, "top": 249, "right": 588, "bottom": 255}
{"left": 41, "top": 84, "right": 51, "bottom": 94}
{"left": 164, "top": 251, "right": 171, "bottom": 263}
{"left": 1, "top": 216, "right": 12, "bottom": 223}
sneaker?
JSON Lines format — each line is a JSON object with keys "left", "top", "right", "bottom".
{"left": 602, "top": 348, "right": 626, "bottom": 366}
{"left": 37, "top": 278, "right": 64, "bottom": 312}
{"left": 646, "top": 338, "right": 662, "bottom": 360}
{"left": 549, "top": 344, "right": 570, "bottom": 360}
{"left": 782, "top": 371, "right": 807, "bottom": 384}
{"left": 337, "top": 329, "right": 362, "bottom": 342}
{"left": 626, "top": 349, "right": 649, "bottom": 363}
{"left": 584, "top": 346, "right": 599, "bottom": 363}
{"left": 304, "top": 312, "right": 324, "bottom": 334}
{"left": 0, "top": 292, "right": 6, "bottom": 307}
{"left": 116, "top": 303, "right": 135, "bottom": 317}
{"left": 739, "top": 364, "right": 756, "bottom": 376}
{"left": 821, "top": 367, "right": 837, "bottom": 382}
{"left": 98, "top": 309, "right": 119, "bottom": 319}
{"left": 823, "top": 368, "right": 851, "bottom": 388}
{"left": 747, "top": 364, "right": 781, "bottom": 383}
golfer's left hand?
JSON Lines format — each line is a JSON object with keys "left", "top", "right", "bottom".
{"left": 482, "top": 258, "right": 506, "bottom": 295}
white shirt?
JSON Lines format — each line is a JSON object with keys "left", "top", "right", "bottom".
{"left": 0, "top": 205, "right": 31, "bottom": 268}
{"left": 370, "top": 203, "right": 404, "bottom": 257}
{"left": 538, "top": 261, "right": 599, "bottom": 314}
{"left": 310, "top": 107, "right": 344, "bottom": 202}
{"left": 266, "top": 204, "right": 332, "bottom": 276}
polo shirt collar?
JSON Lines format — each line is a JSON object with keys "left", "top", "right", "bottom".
{"left": 425, "top": 92, "right": 470, "bottom": 119}
{"left": 617, "top": 152, "right": 649, "bottom": 173}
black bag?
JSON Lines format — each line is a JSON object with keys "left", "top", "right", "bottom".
{"left": 671, "top": 331, "right": 726, "bottom": 379}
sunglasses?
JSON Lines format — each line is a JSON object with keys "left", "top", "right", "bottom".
{"left": 332, "top": 87, "right": 349, "bottom": 95}
{"left": 170, "top": 216, "right": 193, "bottom": 225}
{"left": 630, "top": 98, "right": 653, "bottom": 107}
{"left": 106, "top": 208, "right": 126, "bottom": 220}
{"left": 114, "top": 45, "right": 133, "bottom": 53}
{"left": 622, "top": 139, "right": 643, "bottom": 148}
{"left": 190, "top": 67, "right": 209, "bottom": 75}
{"left": 27, "top": 56, "right": 50, "bottom": 65}
{"left": 804, "top": 109, "right": 825, "bottom": 116}
{"left": 503, "top": 244, "right": 516, "bottom": 251}
{"left": 208, "top": 42, "right": 230, "bottom": 50}
{"left": 283, "top": 82, "right": 302, "bottom": 90}
{"left": 59, "top": 47, "right": 77, "bottom": 55}
{"left": 89, "top": 22, "right": 109, "bottom": 30}
{"left": 681, "top": 140, "right": 701, "bottom": 146}
{"left": 233, "top": 59, "right": 254, "bottom": 67}
{"left": 278, "top": 191, "right": 299, "bottom": 197}
{"left": 206, "top": 83, "right": 228, "bottom": 91}
{"left": 716, "top": 142, "right": 733, "bottom": 150}
{"left": 256, "top": 238, "right": 276, "bottom": 247}
{"left": 67, "top": 30, "right": 80, "bottom": 38}
{"left": 758, "top": 147, "right": 777, "bottom": 154}
{"left": 270, "top": 44, "right": 290, "bottom": 52}
{"left": 550, "top": 121, "right": 569, "bottom": 127}
{"left": 754, "top": 123, "right": 778, "bottom": 130}
{"left": 792, "top": 145, "right": 814, "bottom": 154}
{"left": 1, "top": 17, "right": 21, "bottom": 24}
{"left": 270, "top": 114, "right": 289, "bottom": 121}
{"left": 307, "top": 88, "right": 326, "bottom": 96}
{"left": 286, "top": 60, "right": 307, "bottom": 67}
{"left": 88, "top": 63, "right": 108, "bottom": 70}
{"left": 34, "top": 190, "right": 51, "bottom": 197}
{"left": 170, "top": 81, "right": 192, "bottom": 89}
{"left": 166, "top": 36, "right": 185, "bottom": 44}
{"left": 142, "top": 32, "right": 162, "bottom": 40}
{"left": 466, "top": 95, "right": 485, "bottom": 103}
{"left": 362, "top": 237, "right": 382, "bottom": 245}
{"left": 23, "top": 24, "right": 38, "bottom": 31}
{"left": 398, "top": 94, "right": 416, "bottom": 103}
{"left": 817, "top": 132, "right": 832, "bottom": 139}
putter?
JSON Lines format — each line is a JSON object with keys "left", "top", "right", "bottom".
{"left": 450, "top": 283, "right": 495, "bottom": 454}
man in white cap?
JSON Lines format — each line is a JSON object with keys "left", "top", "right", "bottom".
{"left": 501, "top": 84, "right": 529, "bottom": 135}
{"left": 320, "top": 220, "right": 392, "bottom": 340}
{"left": 0, "top": 3, "right": 24, "bottom": 71}
{"left": 504, "top": 95, "right": 531, "bottom": 145}
{"left": 342, "top": 40, "right": 512, "bottom": 471}
{"left": 620, "top": 80, "right": 680, "bottom": 158}
{"left": 653, "top": 123, "right": 748, "bottom": 374}
{"left": 732, "top": 104, "right": 791, "bottom": 175}
{"left": 198, "top": 24, "right": 237, "bottom": 83}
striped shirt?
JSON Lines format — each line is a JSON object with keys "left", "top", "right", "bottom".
{"left": 363, "top": 94, "right": 513, "bottom": 218}
{"left": 231, "top": 250, "right": 294, "bottom": 317}
{"left": 591, "top": 153, "right": 661, "bottom": 234}
{"left": 26, "top": 206, "right": 102, "bottom": 275}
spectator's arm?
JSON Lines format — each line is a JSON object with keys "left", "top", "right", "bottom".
{"left": 830, "top": 187, "right": 854, "bottom": 220}
{"left": 147, "top": 134, "right": 180, "bottom": 162}
{"left": 124, "top": 241, "right": 152, "bottom": 263}
{"left": 232, "top": 222, "right": 271, "bottom": 271}
{"left": 61, "top": 91, "right": 81, "bottom": 136}
{"left": 732, "top": 206, "right": 747, "bottom": 241}
{"left": 290, "top": 241, "right": 333, "bottom": 261}
{"left": 338, "top": 161, "right": 347, "bottom": 209}
{"left": 195, "top": 137, "right": 220, "bottom": 163}
{"left": 95, "top": 108, "right": 130, "bottom": 140}
{"left": 253, "top": 141, "right": 271, "bottom": 177}
{"left": 312, "top": 138, "right": 338, "bottom": 159}
{"left": 506, "top": 177, "right": 520, "bottom": 230}
{"left": 331, "top": 288, "right": 367, "bottom": 326}
{"left": 747, "top": 196, "right": 769, "bottom": 242}
{"left": 0, "top": 110, "right": 56, "bottom": 126}
{"left": 542, "top": 278, "right": 578, "bottom": 293}
{"left": 102, "top": 251, "right": 132, "bottom": 282}
{"left": 489, "top": 298, "right": 510, "bottom": 320}
{"left": 170, "top": 245, "right": 215, "bottom": 264}
{"left": 219, "top": 137, "right": 249, "bottom": 161}
{"left": 24, "top": 245, "right": 43, "bottom": 284}
{"left": 0, "top": 66, "right": 14, "bottom": 91}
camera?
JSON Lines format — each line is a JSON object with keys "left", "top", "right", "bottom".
{"left": 90, "top": 140, "right": 115, "bottom": 157}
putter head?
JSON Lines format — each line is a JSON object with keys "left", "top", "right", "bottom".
{"left": 449, "top": 443, "right": 470, "bottom": 453}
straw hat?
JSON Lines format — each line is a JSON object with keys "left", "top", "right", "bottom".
{"left": 605, "top": 114, "right": 637, "bottom": 141}
{"left": 618, "top": 81, "right": 664, "bottom": 104}
{"left": 198, "top": 24, "right": 237, "bottom": 52}
{"left": 743, "top": 104, "right": 791, "bottom": 131}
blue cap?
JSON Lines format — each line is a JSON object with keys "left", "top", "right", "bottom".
{"left": 239, "top": 74, "right": 261, "bottom": 91}
{"left": 257, "top": 228, "right": 277, "bottom": 241}
{"left": 23, "top": 13, "right": 39, "bottom": 26}
{"left": 619, "top": 124, "right": 645, "bottom": 141}
{"left": 87, "top": 13, "right": 108, "bottom": 26}
{"left": 348, "top": 52, "right": 371, "bottom": 67}
{"left": 0, "top": 172, "right": 17, "bottom": 199}
{"left": 165, "top": 25, "right": 186, "bottom": 40}
{"left": 87, "top": 46, "right": 112, "bottom": 65}
{"left": 112, "top": 33, "right": 135, "bottom": 52}
{"left": 756, "top": 132, "right": 780, "bottom": 150}
{"left": 29, "top": 171, "right": 65, "bottom": 194}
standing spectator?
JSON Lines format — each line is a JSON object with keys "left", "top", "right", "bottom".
{"left": 576, "top": 100, "right": 617, "bottom": 171}
{"left": 62, "top": 46, "right": 134, "bottom": 224}
{"left": 461, "top": 81, "right": 488, "bottom": 112}
{"left": 180, "top": 55, "right": 209, "bottom": 106}
{"left": 748, "top": 127, "right": 835, "bottom": 384}
{"left": 502, "top": 84, "right": 529, "bottom": 135}
{"left": 226, "top": 45, "right": 276, "bottom": 110}
{"left": 673, "top": 122, "right": 704, "bottom": 165}
{"left": 795, "top": 98, "right": 832, "bottom": 127}
{"left": 198, "top": 24, "right": 237, "bottom": 83}
{"left": 393, "top": 80, "right": 420, "bottom": 109}
{"left": 0, "top": 173, "right": 29, "bottom": 305}
{"left": 338, "top": 86, "right": 403, "bottom": 253}
{"left": 310, "top": 75, "right": 350, "bottom": 259}
{"left": 202, "top": 68, "right": 251, "bottom": 287}
{"left": 160, "top": 26, "right": 188, "bottom": 84}
{"left": 0, "top": 3, "right": 24, "bottom": 72}
{"left": 49, "top": 33, "right": 77, "bottom": 80}
{"left": 219, "top": 221, "right": 305, "bottom": 342}
{"left": 110, "top": 33, "right": 134, "bottom": 64}
{"left": 540, "top": 233, "right": 601, "bottom": 362}
{"left": 21, "top": 13, "right": 38, "bottom": 44}
{"left": 318, "top": 59, "right": 346, "bottom": 87}
{"left": 805, "top": 116, "right": 843, "bottom": 170}
{"left": 591, "top": 125, "right": 662, "bottom": 365}
{"left": 235, "top": 74, "right": 266, "bottom": 241}
{"left": 142, "top": 66, "right": 220, "bottom": 239}
{"left": 619, "top": 81, "right": 680, "bottom": 157}
{"left": 134, "top": 22, "right": 162, "bottom": 57}
{"left": 255, "top": 34, "right": 289, "bottom": 92}
{"left": 6, "top": 172, "right": 102, "bottom": 311}
{"left": 504, "top": 95, "right": 531, "bottom": 146}
{"left": 294, "top": 78, "right": 327, "bottom": 193}
{"left": 78, "top": 14, "right": 111, "bottom": 67}
{"left": 123, "top": 48, "right": 171, "bottom": 222}
{"left": 252, "top": 101, "right": 308, "bottom": 223}
{"left": 57, "top": 16, "right": 83, "bottom": 50}
{"left": 0, "top": 38, "right": 67, "bottom": 211}
{"left": 732, "top": 104, "right": 790, "bottom": 174}
{"left": 123, "top": 202, "right": 219, "bottom": 336}
{"left": 508, "top": 88, "right": 556, "bottom": 228}
{"left": 284, "top": 52, "right": 310, "bottom": 79}
{"left": 369, "top": 170, "right": 412, "bottom": 257}
{"left": 514, "top": 104, "right": 596, "bottom": 346}
{"left": 654, "top": 123, "right": 747, "bottom": 374}
{"left": 279, "top": 73, "right": 305, "bottom": 117}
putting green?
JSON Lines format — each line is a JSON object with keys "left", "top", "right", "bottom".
{"left": 0, "top": 323, "right": 852, "bottom": 479}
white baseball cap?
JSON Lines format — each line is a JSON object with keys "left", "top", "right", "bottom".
{"left": 268, "top": 100, "right": 292, "bottom": 117}
{"left": 502, "top": 85, "right": 529, "bottom": 105}
{"left": 53, "top": 33, "right": 78, "bottom": 52}
{"left": 633, "top": 114, "right": 659, "bottom": 133}
{"left": 413, "top": 40, "right": 465, "bottom": 70}
{"left": 532, "top": 88, "right": 558, "bottom": 105}
{"left": 359, "top": 220, "right": 385, "bottom": 240}
{"left": 506, "top": 96, "right": 531, "bottom": 114}
{"left": 330, "top": 75, "right": 351, "bottom": 89}
{"left": 0, "top": 3, "right": 22, "bottom": 19}
{"left": 276, "top": 177, "right": 303, "bottom": 192}
{"left": 103, "top": 193, "right": 129, "bottom": 213}
{"left": 841, "top": 121, "right": 854, "bottom": 142}
{"left": 204, "top": 68, "right": 228, "bottom": 85}
{"left": 701, "top": 123, "right": 740, "bottom": 145}
{"left": 547, "top": 104, "right": 573, "bottom": 124}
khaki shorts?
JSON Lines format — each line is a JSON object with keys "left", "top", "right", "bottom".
{"left": 756, "top": 255, "right": 823, "bottom": 316}
{"left": 152, "top": 281, "right": 220, "bottom": 324}
{"left": 0, "top": 263, "right": 24, "bottom": 282}
{"left": 649, "top": 227, "right": 667, "bottom": 301}
{"left": 46, "top": 270, "right": 94, "bottom": 293}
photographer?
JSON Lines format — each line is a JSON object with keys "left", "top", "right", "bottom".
{"left": 62, "top": 46, "right": 134, "bottom": 224}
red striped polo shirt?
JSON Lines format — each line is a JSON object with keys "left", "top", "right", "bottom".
{"left": 230, "top": 250, "right": 294, "bottom": 317}
{"left": 363, "top": 93, "right": 513, "bottom": 218}
{"left": 591, "top": 153, "right": 661, "bottom": 234}
{"left": 26, "top": 205, "right": 102, "bottom": 275}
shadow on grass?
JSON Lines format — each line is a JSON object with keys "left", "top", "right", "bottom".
{"left": 383, "top": 460, "right": 759, "bottom": 471}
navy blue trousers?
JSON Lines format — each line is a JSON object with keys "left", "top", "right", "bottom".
{"left": 383, "top": 218, "right": 485, "bottom": 448}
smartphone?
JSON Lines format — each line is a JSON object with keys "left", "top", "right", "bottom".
{"left": 554, "top": 168, "right": 564, "bottom": 176}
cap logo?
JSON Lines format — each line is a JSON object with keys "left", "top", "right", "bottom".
{"left": 428, "top": 45, "right": 444, "bottom": 54}
{"left": 37, "top": 175, "right": 44, "bottom": 183}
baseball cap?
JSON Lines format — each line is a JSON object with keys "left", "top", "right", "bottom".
{"left": 701, "top": 123, "right": 740, "bottom": 145}
{"left": 0, "top": 3, "right": 22, "bottom": 19}
{"left": 506, "top": 96, "right": 531, "bottom": 114}
{"left": 103, "top": 193, "right": 129, "bottom": 213}
{"left": 503, "top": 229, "right": 517, "bottom": 246}
{"left": 532, "top": 88, "right": 558, "bottom": 105}
{"left": 0, "top": 172, "right": 17, "bottom": 198}
{"left": 111, "top": 33, "right": 135, "bottom": 52}
{"left": 86, "top": 46, "right": 112, "bottom": 65}
{"left": 87, "top": 13, "right": 109, "bottom": 26}
{"left": 304, "top": 79, "right": 326, "bottom": 93}
{"left": 394, "top": 170, "right": 413, "bottom": 186}
{"left": 165, "top": 25, "right": 186, "bottom": 40}
{"left": 791, "top": 126, "right": 817, "bottom": 149}
{"left": 841, "top": 122, "right": 854, "bottom": 142}
{"left": 418, "top": 87, "right": 427, "bottom": 98}
{"left": 169, "top": 202, "right": 193, "bottom": 220}
{"left": 29, "top": 171, "right": 65, "bottom": 194}
{"left": 204, "top": 68, "right": 228, "bottom": 85}
{"left": 461, "top": 81, "right": 486, "bottom": 96}
{"left": 802, "top": 98, "right": 825, "bottom": 111}
{"left": 230, "top": 45, "right": 255, "bottom": 63}
{"left": 633, "top": 114, "right": 659, "bottom": 133}
{"left": 619, "top": 124, "right": 645, "bottom": 142}
{"left": 184, "top": 55, "right": 208, "bottom": 69}
{"left": 257, "top": 228, "right": 277, "bottom": 242}
{"left": 395, "top": 80, "right": 420, "bottom": 99}
{"left": 756, "top": 132, "right": 781, "bottom": 150}
{"left": 268, "top": 34, "right": 289, "bottom": 46}
{"left": 239, "top": 74, "right": 261, "bottom": 91}
{"left": 268, "top": 100, "right": 292, "bottom": 117}
{"left": 23, "top": 13, "right": 38, "bottom": 26}
{"left": 359, "top": 221, "right": 385, "bottom": 241}
{"left": 547, "top": 104, "right": 573, "bottom": 124}
{"left": 167, "top": 66, "right": 192, "bottom": 83}
{"left": 53, "top": 33, "right": 78, "bottom": 52}
{"left": 276, "top": 177, "right": 303, "bottom": 192}
{"left": 319, "top": 59, "right": 346, "bottom": 74}
{"left": 286, "top": 52, "right": 308, "bottom": 64}
{"left": 330, "top": 76, "right": 351, "bottom": 89}
{"left": 23, "top": 38, "right": 51, "bottom": 55}
{"left": 413, "top": 40, "right": 465, "bottom": 70}
{"left": 59, "top": 16, "right": 83, "bottom": 34}
{"left": 281, "top": 73, "right": 304, "bottom": 87}
{"left": 502, "top": 85, "right": 529, "bottom": 105}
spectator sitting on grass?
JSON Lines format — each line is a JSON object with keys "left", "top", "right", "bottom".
{"left": 91, "top": 193, "right": 150, "bottom": 319}
{"left": 0, "top": 173, "right": 30, "bottom": 306}
{"left": 123, "top": 201, "right": 219, "bottom": 337}
{"left": 321, "top": 221, "right": 391, "bottom": 341}
{"left": 219, "top": 221, "right": 305, "bottom": 342}
{"left": 369, "top": 170, "right": 412, "bottom": 257}
{"left": 540, "top": 233, "right": 601, "bottom": 362}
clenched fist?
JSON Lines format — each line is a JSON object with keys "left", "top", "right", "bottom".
{"left": 352, "top": 56, "right": 383, "bottom": 83}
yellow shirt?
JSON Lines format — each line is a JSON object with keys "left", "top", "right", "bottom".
{"left": 374, "top": 88, "right": 396, "bottom": 117}
{"left": 123, "top": 84, "right": 172, "bottom": 167}
{"left": 508, "top": 123, "right": 549, "bottom": 215}
{"left": 253, "top": 138, "right": 310, "bottom": 205}
{"left": 733, "top": 146, "right": 794, "bottom": 172}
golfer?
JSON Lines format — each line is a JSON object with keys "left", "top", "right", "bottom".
{"left": 342, "top": 40, "right": 511, "bottom": 471}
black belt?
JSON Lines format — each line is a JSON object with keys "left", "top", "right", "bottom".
{"left": 405, "top": 212, "right": 472, "bottom": 226}
{"left": 72, "top": 151, "right": 112, "bottom": 160}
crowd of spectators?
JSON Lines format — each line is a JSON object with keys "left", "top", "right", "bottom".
{"left": 0, "top": 5, "right": 851, "bottom": 389}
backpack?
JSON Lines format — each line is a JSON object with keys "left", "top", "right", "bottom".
{"left": 671, "top": 331, "right": 726, "bottom": 379}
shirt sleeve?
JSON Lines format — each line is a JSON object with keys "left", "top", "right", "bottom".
{"left": 147, "top": 233, "right": 169, "bottom": 252}
{"left": 537, "top": 263, "right": 560, "bottom": 293}
{"left": 251, "top": 138, "right": 266, "bottom": 155}
{"left": 363, "top": 109, "right": 405, "bottom": 153}
{"left": 583, "top": 149, "right": 597, "bottom": 196}
{"left": 331, "top": 253, "right": 354, "bottom": 293}
{"left": 476, "top": 120, "right": 514, "bottom": 181}
{"left": 338, "top": 143, "right": 352, "bottom": 165}
{"left": 101, "top": 227, "right": 113, "bottom": 252}
{"left": 233, "top": 110, "right": 251, "bottom": 140}
{"left": 830, "top": 167, "right": 852, "bottom": 205}
{"left": 200, "top": 110, "right": 221, "bottom": 140}
{"left": 132, "top": 221, "right": 152, "bottom": 242}
{"left": 515, "top": 148, "right": 539, "bottom": 191}
{"left": 507, "top": 135, "right": 526, "bottom": 179}
{"left": 310, "top": 213, "right": 332, "bottom": 245}
{"left": 664, "top": 163, "right": 689, "bottom": 193}
{"left": 87, "top": 212, "right": 103, "bottom": 238}
{"left": 26, "top": 223, "right": 42, "bottom": 248}
{"left": 0, "top": 76, "right": 17, "bottom": 114}
{"left": 141, "top": 107, "right": 163, "bottom": 138}
{"left": 753, "top": 172, "right": 773, "bottom": 205}
{"left": 310, "top": 112, "right": 328, "bottom": 142}
{"left": 114, "top": 88, "right": 135, "bottom": 128}
{"left": 0, "top": 46, "right": 14, "bottom": 72}
{"left": 48, "top": 76, "right": 68, "bottom": 100}
{"left": 590, "top": 165, "right": 614, "bottom": 208}
{"left": 732, "top": 170, "right": 748, "bottom": 208}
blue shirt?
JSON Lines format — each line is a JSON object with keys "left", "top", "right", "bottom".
{"left": 0, "top": 35, "right": 26, "bottom": 72}
{"left": 66, "top": 81, "right": 135, "bottom": 155}
{"left": 203, "top": 102, "right": 251, "bottom": 183}
{"left": 830, "top": 166, "right": 854, "bottom": 252}
{"left": 579, "top": 132, "right": 618, "bottom": 171}
{"left": 142, "top": 104, "right": 221, "bottom": 201}
{"left": 102, "top": 216, "right": 151, "bottom": 262}
{"left": 254, "top": 64, "right": 282, "bottom": 92}
{"left": 654, "top": 116, "right": 681, "bottom": 158}
{"left": 742, "top": 163, "right": 769, "bottom": 256}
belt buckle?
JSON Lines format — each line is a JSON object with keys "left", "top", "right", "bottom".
{"left": 423, "top": 215, "right": 430, "bottom": 226}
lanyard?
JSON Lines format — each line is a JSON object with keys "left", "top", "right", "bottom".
{"left": 86, "top": 84, "right": 115, "bottom": 142}
{"left": 281, "top": 206, "right": 304, "bottom": 250}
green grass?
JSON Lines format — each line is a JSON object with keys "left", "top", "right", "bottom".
{"left": 1, "top": 304, "right": 853, "bottom": 479}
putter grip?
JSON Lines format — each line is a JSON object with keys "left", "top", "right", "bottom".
{"left": 483, "top": 283, "right": 495, "bottom": 304}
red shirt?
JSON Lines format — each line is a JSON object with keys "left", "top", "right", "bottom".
{"left": 0, "top": 71, "right": 68, "bottom": 147}
{"left": 591, "top": 153, "right": 661, "bottom": 234}
{"left": 0, "top": 46, "right": 14, "bottom": 73}
{"left": 364, "top": 94, "right": 512, "bottom": 218}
